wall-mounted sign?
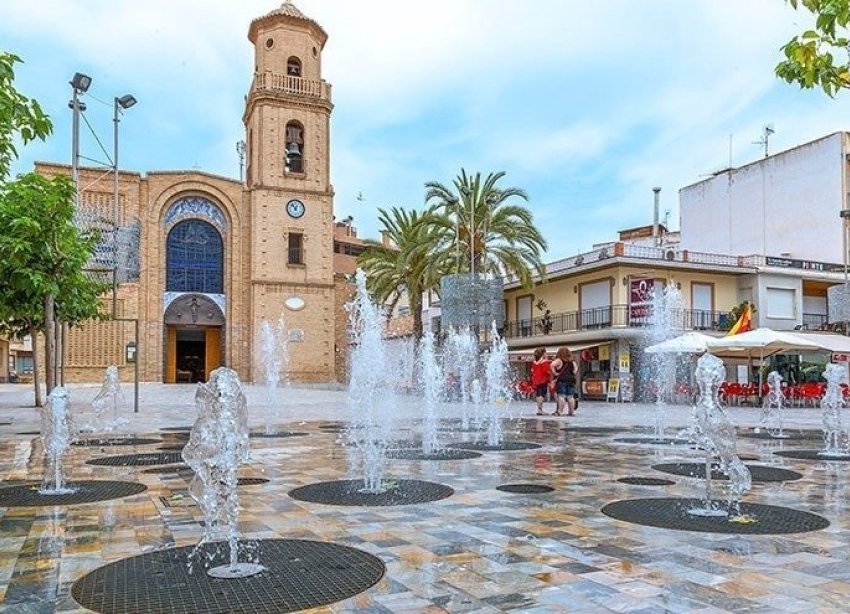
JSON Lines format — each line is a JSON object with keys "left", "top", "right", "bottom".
{"left": 284, "top": 296, "right": 305, "bottom": 311}
{"left": 618, "top": 351, "right": 631, "bottom": 373}
{"left": 765, "top": 256, "right": 844, "bottom": 273}
{"left": 629, "top": 277, "right": 654, "bottom": 322}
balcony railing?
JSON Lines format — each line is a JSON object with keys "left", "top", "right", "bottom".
{"left": 251, "top": 72, "right": 332, "bottom": 101}
{"left": 507, "top": 241, "right": 848, "bottom": 289}
{"left": 504, "top": 305, "right": 730, "bottom": 339}
{"left": 801, "top": 313, "right": 829, "bottom": 330}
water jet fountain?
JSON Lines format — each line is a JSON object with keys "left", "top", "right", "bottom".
{"left": 419, "top": 331, "right": 443, "bottom": 455}
{"left": 444, "top": 327, "right": 479, "bottom": 430}
{"left": 347, "top": 269, "right": 394, "bottom": 493}
{"left": 759, "top": 370, "right": 788, "bottom": 439}
{"left": 689, "top": 353, "right": 751, "bottom": 517}
{"left": 645, "top": 284, "right": 684, "bottom": 437}
{"left": 258, "top": 317, "right": 290, "bottom": 434}
{"left": 90, "top": 365, "right": 128, "bottom": 433}
{"left": 821, "top": 363, "right": 850, "bottom": 458}
{"left": 183, "top": 367, "right": 264, "bottom": 578}
{"left": 39, "top": 387, "right": 77, "bottom": 495}
{"left": 485, "top": 321, "right": 510, "bottom": 446}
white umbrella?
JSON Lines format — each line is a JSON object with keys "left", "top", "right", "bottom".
{"left": 645, "top": 332, "right": 715, "bottom": 354}
{"left": 705, "top": 328, "right": 819, "bottom": 357}
{"left": 706, "top": 328, "right": 820, "bottom": 403}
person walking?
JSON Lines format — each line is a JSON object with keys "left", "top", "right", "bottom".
{"left": 551, "top": 347, "right": 578, "bottom": 416}
{"left": 530, "top": 347, "right": 552, "bottom": 416}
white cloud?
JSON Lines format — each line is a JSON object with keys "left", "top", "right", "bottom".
{"left": 3, "top": 0, "right": 847, "bottom": 261}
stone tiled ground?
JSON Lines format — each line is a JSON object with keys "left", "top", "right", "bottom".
{"left": 0, "top": 383, "right": 848, "bottom": 613}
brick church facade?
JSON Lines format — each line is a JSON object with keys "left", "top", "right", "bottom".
{"left": 36, "top": 2, "right": 348, "bottom": 384}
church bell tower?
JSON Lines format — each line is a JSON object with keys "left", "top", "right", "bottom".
{"left": 244, "top": 1, "right": 335, "bottom": 382}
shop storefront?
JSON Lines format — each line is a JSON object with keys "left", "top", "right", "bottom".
{"left": 508, "top": 341, "right": 614, "bottom": 398}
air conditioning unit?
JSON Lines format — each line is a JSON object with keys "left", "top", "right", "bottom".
{"left": 664, "top": 249, "right": 677, "bottom": 261}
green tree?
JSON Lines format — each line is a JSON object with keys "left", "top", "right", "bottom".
{"left": 776, "top": 0, "right": 850, "bottom": 96}
{"left": 356, "top": 206, "right": 445, "bottom": 340}
{"left": 0, "top": 173, "right": 106, "bottom": 404}
{"left": 0, "top": 52, "right": 52, "bottom": 179}
{"left": 424, "top": 170, "right": 547, "bottom": 289}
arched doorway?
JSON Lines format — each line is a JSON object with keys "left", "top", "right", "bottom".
{"left": 163, "top": 216, "right": 225, "bottom": 383}
{"left": 163, "top": 294, "right": 225, "bottom": 383}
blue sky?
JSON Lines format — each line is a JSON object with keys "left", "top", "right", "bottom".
{"left": 3, "top": 0, "right": 849, "bottom": 261}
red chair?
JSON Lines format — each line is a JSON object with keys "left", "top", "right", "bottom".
{"left": 798, "top": 383, "right": 822, "bottom": 407}
{"left": 725, "top": 382, "right": 743, "bottom": 406}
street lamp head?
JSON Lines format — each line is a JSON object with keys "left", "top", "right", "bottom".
{"left": 116, "top": 94, "right": 137, "bottom": 109}
{"left": 70, "top": 72, "right": 92, "bottom": 93}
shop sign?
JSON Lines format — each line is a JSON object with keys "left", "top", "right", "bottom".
{"left": 765, "top": 256, "right": 844, "bottom": 273}
{"left": 618, "top": 351, "right": 631, "bottom": 373}
{"left": 583, "top": 380, "right": 606, "bottom": 396}
{"left": 629, "top": 277, "right": 654, "bottom": 322}
{"left": 606, "top": 378, "right": 620, "bottom": 401}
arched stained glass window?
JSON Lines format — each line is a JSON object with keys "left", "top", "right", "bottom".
{"left": 166, "top": 220, "right": 223, "bottom": 293}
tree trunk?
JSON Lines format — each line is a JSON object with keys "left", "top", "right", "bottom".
{"left": 44, "top": 293, "right": 55, "bottom": 395}
{"left": 29, "top": 324, "right": 42, "bottom": 408}
{"left": 411, "top": 292, "right": 423, "bottom": 341}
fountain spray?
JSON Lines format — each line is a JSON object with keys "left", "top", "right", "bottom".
{"left": 689, "top": 353, "right": 752, "bottom": 517}
{"left": 346, "top": 269, "right": 394, "bottom": 493}
{"left": 821, "top": 363, "right": 850, "bottom": 457}
{"left": 485, "top": 321, "right": 510, "bottom": 446}
{"left": 91, "top": 365, "right": 128, "bottom": 433}
{"left": 39, "top": 387, "right": 77, "bottom": 495}
{"left": 183, "top": 367, "right": 264, "bottom": 578}
{"left": 419, "top": 331, "right": 443, "bottom": 455}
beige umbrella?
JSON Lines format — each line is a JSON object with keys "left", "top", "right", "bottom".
{"left": 705, "top": 328, "right": 820, "bottom": 398}
{"left": 645, "top": 332, "right": 716, "bottom": 354}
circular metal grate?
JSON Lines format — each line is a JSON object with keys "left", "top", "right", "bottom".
{"left": 0, "top": 480, "right": 147, "bottom": 507}
{"left": 249, "top": 432, "right": 309, "bottom": 439}
{"left": 652, "top": 462, "right": 802, "bottom": 483}
{"left": 617, "top": 477, "right": 676, "bottom": 486}
{"left": 496, "top": 483, "right": 555, "bottom": 494}
{"left": 87, "top": 452, "right": 184, "bottom": 467}
{"left": 162, "top": 431, "right": 190, "bottom": 439}
{"left": 740, "top": 431, "right": 820, "bottom": 441}
{"left": 560, "top": 427, "right": 627, "bottom": 435}
{"left": 449, "top": 441, "right": 542, "bottom": 452}
{"left": 71, "top": 538, "right": 385, "bottom": 614}
{"left": 602, "top": 497, "right": 829, "bottom": 534}
{"left": 384, "top": 449, "right": 482, "bottom": 461}
{"left": 613, "top": 437, "right": 693, "bottom": 446}
{"left": 237, "top": 477, "right": 269, "bottom": 486}
{"left": 774, "top": 449, "right": 850, "bottom": 462}
{"left": 141, "top": 465, "right": 192, "bottom": 474}
{"left": 73, "top": 437, "right": 162, "bottom": 447}
{"left": 289, "top": 479, "right": 453, "bottom": 507}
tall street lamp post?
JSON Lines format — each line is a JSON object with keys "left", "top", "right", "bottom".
{"left": 113, "top": 94, "right": 137, "bottom": 317}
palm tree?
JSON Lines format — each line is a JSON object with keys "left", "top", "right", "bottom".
{"left": 356, "top": 206, "right": 446, "bottom": 340}
{"left": 424, "top": 169, "right": 547, "bottom": 288}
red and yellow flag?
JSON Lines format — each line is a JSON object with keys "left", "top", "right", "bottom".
{"left": 727, "top": 303, "right": 753, "bottom": 336}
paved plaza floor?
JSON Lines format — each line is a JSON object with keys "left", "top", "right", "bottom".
{"left": 0, "top": 383, "right": 848, "bottom": 613}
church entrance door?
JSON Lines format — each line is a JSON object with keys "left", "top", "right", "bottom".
{"left": 163, "top": 294, "right": 225, "bottom": 384}
{"left": 165, "top": 326, "right": 222, "bottom": 383}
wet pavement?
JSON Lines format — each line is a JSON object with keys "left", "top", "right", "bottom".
{"left": 0, "top": 383, "right": 848, "bottom": 613}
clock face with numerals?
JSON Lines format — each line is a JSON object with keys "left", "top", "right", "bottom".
{"left": 286, "top": 199, "right": 305, "bottom": 218}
